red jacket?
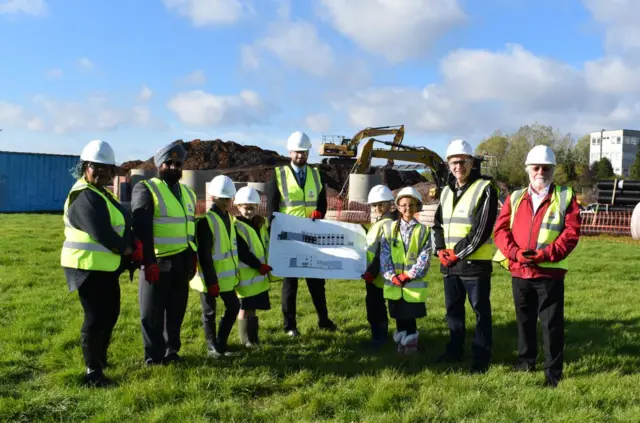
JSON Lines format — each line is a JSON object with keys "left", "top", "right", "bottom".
{"left": 494, "top": 184, "right": 581, "bottom": 280}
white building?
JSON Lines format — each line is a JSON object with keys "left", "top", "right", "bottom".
{"left": 589, "top": 129, "right": 640, "bottom": 176}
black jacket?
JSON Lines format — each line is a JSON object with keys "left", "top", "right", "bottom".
{"left": 196, "top": 205, "right": 262, "bottom": 288}
{"left": 432, "top": 172, "right": 499, "bottom": 277}
{"left": 63, "top": 186, "right": 134, "bottom": 291}
{"left": 266, "top": 163, "right": 327, "bottom": 220}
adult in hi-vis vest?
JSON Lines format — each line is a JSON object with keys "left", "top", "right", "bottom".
{"left": 432, "top": 140, "right": 499, "bottom": 374}
{"left": 61, "top": 140, "right": 142, "bottom": 387}
{"left": 493, "top": 145, "right": 580, "bottom": 388}
{"left": 266, "top": 131, "right": 337, "bottom": 337}
{"left": 131, "top": 141, "right": 198, "bottom": 365}
{"left": 190, "top": 177, "right": 268, "bottom": 357}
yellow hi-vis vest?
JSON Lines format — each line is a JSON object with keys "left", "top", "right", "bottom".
{"left": 60, "top": 178, "right": 125, "bottom": 272}
{"left": 275, "top": 165, "right": 322, "bottom": 218}
{"left": 189, "top": 211, "right": 239, "bottom": 293}
{"left": 235, "top": 220, "right": 272, "bottom": 298}
{"left": 142, "top": 178, "right": 196, "bottom": 258}
{"left": 383, "top": 222, "right": 429, "bottom": 303}
{"left": 493, "top": 185, "right": 573, "bottom": 270}
{"left": 440, "top": 178, "right": 496, "bottom": 260}
{"left": 365, "top": 216, "right": 393, "bottom": 289}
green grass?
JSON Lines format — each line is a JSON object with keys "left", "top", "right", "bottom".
{"left": 1, "top": 214, "right": 640, "bottom": 422}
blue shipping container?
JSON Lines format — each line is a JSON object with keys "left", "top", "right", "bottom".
{"left": 0, "top": 151, "right": 80, "bottom": 212}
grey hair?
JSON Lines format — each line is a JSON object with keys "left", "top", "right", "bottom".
{"left": 70, "top": 160, "right": 87, "bottom": 180}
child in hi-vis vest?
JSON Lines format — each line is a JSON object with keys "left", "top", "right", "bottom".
{"left": 379, "top": 187, "right": 432, "bottom": 354}
{"left": 361, "top": 185, "right": 397, "bottom": 349}
{"left": 233, "top": 187, "right": 275, "bottom": 348}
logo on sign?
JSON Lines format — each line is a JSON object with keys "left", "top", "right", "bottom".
{"left": 308, "top": 190, "right": 315, "bottom": 199}
{"left": 187, "top": 204, "right": 193, "bottom": 213}
{"left": 548, "top": 212, "right": 556, "bottom": 220}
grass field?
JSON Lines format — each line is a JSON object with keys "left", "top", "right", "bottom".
{"left": 1, "top": 214, "right": 640, "bottom": 422}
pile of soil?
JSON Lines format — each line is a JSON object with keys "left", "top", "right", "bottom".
{"left": 120, "top": 138, "right": 427, "bottom": 193}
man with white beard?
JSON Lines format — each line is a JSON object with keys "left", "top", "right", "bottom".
{"left": 493, "top": 145, "right": 581, "bottom": 388}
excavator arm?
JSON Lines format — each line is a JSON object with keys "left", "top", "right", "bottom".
{"left": 320, "top": 124, "right": 405, "bottom": 162}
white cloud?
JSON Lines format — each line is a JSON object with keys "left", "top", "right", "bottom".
{"left": 138, "top": 84, "right": 153, "bottom": 101}
{"left": 585, "top": 57, "right": 640, "bottom": 94}
{"left": 275, "top": 0, "right": 290, "bottom": 19}
{"left": 245, "top": 20, "right": 335, "bottom": 77}
{"left": 77, "top": 57, "right": 94, "bottom": 70}
{"left": 45, "top": 68, "right": 62, "bottom": 78}
{"left": 305, "top": 113, "right": 332, "bottom": 132}
{"left": 318, "top": 0, "right": 465, "bottom": 63}
{"left": 163, "top": 0, "right": 245, "bottom": 26}
{"left": 583, "top": 0, "right": 640, "bottom": 54}
{"left": 240, "top": 45, "right": 260, "bottom": 69}
{"left": 0, "top": 0, "right": 47, "bottom": 16}
{"left": 0, "top": 101, "right": 41, "bottom": 129}
{"left": 333, "top": 43, "right": 640, "bottom": 140}
{"left": 180, "top": 70, "right": 206, "bottom": 85}
{"left": 167, "top": 89, "right": 275, "bottom": 127}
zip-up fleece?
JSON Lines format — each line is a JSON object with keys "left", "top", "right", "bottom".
{"left": 493, "top": 184, "right": 581, "bottom": 280}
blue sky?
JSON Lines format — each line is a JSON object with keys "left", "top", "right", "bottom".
{"left": 1, "top": 0, "right": 639, "bottom": 163}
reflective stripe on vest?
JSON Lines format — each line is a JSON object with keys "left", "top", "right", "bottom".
{"left": 60, "top": 179, "right": 125, "bottom": 272}
{"left": 383, "top": 222, "right": 429, "bottom": 303}
{"left": 366, "top": 216, "right": 393, "bottom": 289}
{"left": 492, "top": 185, "right": 573, "bottom": 270}
{"left": 276, "top": 166, "right": 321, "bottom": 218}
{"left": 143, "top": 178, "right": 196, "bottom": 258}
{"left": 440, "top": 179, "right": 496, "bottom": 260}
{"left": 235, "top": 220, "right": 271, "bottom": 298}
{"left": 189, "top": 211, "right": 239, "bottom": 293}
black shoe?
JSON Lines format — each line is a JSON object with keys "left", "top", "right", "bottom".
{"left": 82, "top": 370, "right": 115, "bottom": 388}
{"left": 436, "top": 352, "right": 463, "bottom": 364}
{"left": 163, "top": 353, "right": 181, "bottom": 363}
{"left": 470, "top": 363, "right": 489, "bottom": 374}
{"left": 319, "top": 320, "right": 338, "bottom": 332}
{"left": 286, "top": 329, "right": 300, "bottom": 337}
{"left": 145, "top": 358, "right": 164, "bottom": 366}
{"left": 544, "top": 371, "right": 562, "bottom": 388}
{"left": 513, "top": 362, "right": 536, "bottom": 372}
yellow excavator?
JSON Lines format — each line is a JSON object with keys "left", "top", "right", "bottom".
{"left": 319, "top": 125, "right": 405, "bottom": 165}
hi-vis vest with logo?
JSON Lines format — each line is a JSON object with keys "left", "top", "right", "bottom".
{"left": 383, "top": 222, "right": 429, "bottom": 303}
{"left": 275, "top": 165, "right": 322, "bottom": 218}
{"left": 190, "top": 211, "right": 240, "bottom": 293}
{"left": 142, "top": 178, "right": 196, "bottom": 258}
{"left": 61, "top": 178, "right": 125, "bottom": 272}
{"left": 366, "top": 216, "right": 393, "bottom": 289}
{"left": 235, "top": 220, "right": 275, "bottom": 298}
{"left": 493, "top": 185, "right": 573, "bottom": 270}
{"left": 441, "top": 179, "right": 496, "bottom": 260}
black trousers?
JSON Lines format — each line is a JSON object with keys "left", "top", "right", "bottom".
{"left": 512, "top": 277, "right": 565, "bottom": 377}
{"left": 200, "top": 290, "right": 240, "bottom": 350}
{"left": 365, "top": 283, "right": 388, "bottom": 325}
{"left": 281, "top": 277, "right": 329, "bottom": 330}
{"left": 443, "top": 274, "right": 493, "bottom": 364}
{"left": 78, "top": 270, "right": 121, "bottom": 371}
{"left": 395, "top": 318, "right": 417, "bottom": 335}
{"left": 139, "top": 254, "right": 190, "bottom": 362}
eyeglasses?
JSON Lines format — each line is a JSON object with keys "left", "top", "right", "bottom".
{"left": 532, "top": 165, "right": 553, "bottom": 172}
{"left": 448, "top": 159, "right": 469, "bottom": 168}
{"left": 164, "top": 160, "right": 182, "bottom": 167}
{"left": 88, "top": 162, "right": 114, "bottom": 172}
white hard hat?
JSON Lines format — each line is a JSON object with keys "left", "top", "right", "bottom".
{"left": 207, "top": 175, "right": 236, "bottom": 198}
{"left": 395, "top": 187, "right": 423, "bottom": 207}
{"left": 234, "top": 186, "right": 260, "bottom": 204}
{"left": 367, "top": 185, "right": 394, "bottom": 204}
{"left": 525, "top": 145, "right": 556, "bottom": 166}
{"left": 446, "top": 139, "right": 474, "bottom": 159}
{"left": 287, "top": 131, "right": 312, "bottom": 151}
{"left": 80, "top": 140, "right": 116, "bottom": 165}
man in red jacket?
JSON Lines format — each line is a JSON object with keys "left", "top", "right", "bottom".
{"left": 494, "top": 145, "right": 580, "bottom": 388}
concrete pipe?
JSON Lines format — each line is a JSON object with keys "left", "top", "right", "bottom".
{"left": 631, "top": 202, "right": 640, "bottom": 240}
{"left": 348, "top": 174, "right": 383, "bottom": 204}
{"left": 247, "top": 182, "right": 268, "bottom": 195}
{"left": 181, "top": 169, "right": 218, "bottom": 199}
{"left": 130, "top": 169, "right": 155, "bottom": 190}
{"left": 234, "top": 181, "right": 248, "bottom": 191}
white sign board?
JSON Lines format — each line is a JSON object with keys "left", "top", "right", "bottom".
{"left": 268, "top": 212, "right": 367, "bottom": 280}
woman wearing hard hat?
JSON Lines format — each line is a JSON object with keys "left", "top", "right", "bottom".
{"left": 379, "top": 187, "right": 432, "bottom": 354}
{"left": 190, "top": 176, "right": 268, "bottom": 357}
{"left": 233, "top": 186, "right": 275, "bottom": 348}
{"left": 61, "top": 140, "right": 142, "bottom": 387}
{"left": 360, "top": 184, "right": 397, "bottom": 349}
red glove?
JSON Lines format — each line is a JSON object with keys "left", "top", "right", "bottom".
{"left": 144, "top": 263, "right": 160, "bottom": 283}
{"left": 391, "top": 275, "right": 403, "bottom": 287}
{"left": 530, "top": 249, "right": 545, "bottom": 263}
{"left": 207, "top": 283, "right": 220, "bottom": 297}
{"left": 362, "top": 272, "right": 375, "bottom": 284}
{"left": 516, "top": 249, "right": 535, "bottom": 263}
{"left": 398, "top": 273, "right": 411, "bottom": 284}
{"left": 132, "top": 240, "right": 143, "bottom": 263}
{"left": 442, "top": 249, "right": 458, "bottom": 267}
{"left": 310, "top": 210, "right": 323, "bottom": 221}
{"left": 259, "top": 264, "right": 273, "bottom": 275}
{"left": 437, "top": 250, "right": 450, "bottom": 267}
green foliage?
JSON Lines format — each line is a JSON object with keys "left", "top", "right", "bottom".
{"left": 2, "top": 214, "right": 640, "bottom": 422}
{"left": 593, "top": 157, "right": 614, "bottom": 180}
{"left": 629, "top": 152, "right": 640, "bottom": 180}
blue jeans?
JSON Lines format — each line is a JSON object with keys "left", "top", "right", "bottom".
{"left": 443, "top": 274, "right": 493, "bottom": 364}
